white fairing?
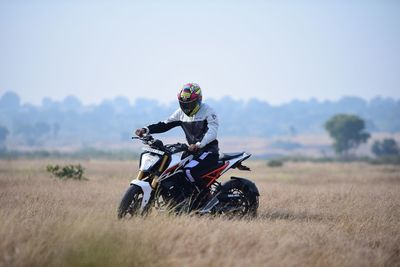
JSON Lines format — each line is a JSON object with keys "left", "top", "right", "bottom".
{"left": 129, "top": 180, "right": 153, "bottom": 210}
{"left": 220, "top": 152, "right": 251, "bottom": 175}
{"left": 140, "top": 153, "right": 161, "bottom": 171}
{"left": 179, "top": 154, "right": 193, "bottom": 167}
{"left": 167, "top": 152, "right": 184, "bottom": 169}
{"left": 163, "top": 153, "right": 193, "bottom": 173}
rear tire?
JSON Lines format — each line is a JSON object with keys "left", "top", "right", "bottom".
{"left": 219, "top": 179, "right": 259, "bottom": 218}
{"left": 117, "top": 185, "right": 143, "bottom": 219}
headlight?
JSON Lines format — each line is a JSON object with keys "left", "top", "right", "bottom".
{"left": 140, "top": 153, "right": 160, "bottom": 171}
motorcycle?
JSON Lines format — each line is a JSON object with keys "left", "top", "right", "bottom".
{"left": 117, "top": 135, "right": 259, "bottom": 218}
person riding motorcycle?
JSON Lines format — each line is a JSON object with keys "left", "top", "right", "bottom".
{"left": 135, "top": 83, "right": 219, "bottom": 193}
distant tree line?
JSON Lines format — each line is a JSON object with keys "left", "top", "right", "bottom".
{"left": 0, "top": 91, "right": 399, "bottom": 148}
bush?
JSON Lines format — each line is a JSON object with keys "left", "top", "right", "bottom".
{"left": 372, "top": 138, "right": 399, "bottom": 157}
{"left": 267, "top": 160, "right": 283, "bottom": 167}
{"left": 46, "top": 164, "right": 87, "bottom": 180}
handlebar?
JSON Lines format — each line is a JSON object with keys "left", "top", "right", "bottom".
{"left": 132, "top": 134, "right": 161, "bottom": 147}
{"left": 131, "top": 134, "right": 153, "bottom": 142}
{"left": 132, "top": 134, "right": 189, "bottom": 154}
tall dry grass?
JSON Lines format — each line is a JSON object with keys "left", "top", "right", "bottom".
{"left": 0, "top": 159, "right": 399, "bottom": 267}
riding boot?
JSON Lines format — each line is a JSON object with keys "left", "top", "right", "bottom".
{"left": 194, "top": 178, "right": 212, "bottom": 208}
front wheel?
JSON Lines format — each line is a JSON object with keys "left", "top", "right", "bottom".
{"left": 117, "top": 185, "right": 143, "bottom": 219}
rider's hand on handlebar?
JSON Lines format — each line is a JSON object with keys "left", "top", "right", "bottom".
{"left": 135, "top": 128, "right": 146, "bottom": 137}
{"left": 188, "top": 144, "right": 200, "bottom": 152}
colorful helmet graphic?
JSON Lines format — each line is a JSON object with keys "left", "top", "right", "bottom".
{"left": 177, "top": 83, "right": 202, "bottom": 116}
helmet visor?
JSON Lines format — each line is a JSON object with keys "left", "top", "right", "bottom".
{"left": 179, "top": 99, "right": 198, "bottom": 116}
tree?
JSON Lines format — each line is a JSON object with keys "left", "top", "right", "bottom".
{"left": 53, "top": 122, "right": 60, "bottom": 137}
{"left": 15, "top": 122, "right": 51, "bottom": 146}
{"left": 0, "top": 91, "right": 20, "bottom": 111}
{"left": 372, "top": 138, "right": 399, "bottom": 157}
{"left": 0, "top": 125, "right": 9, "bottom": 149}
{"left": 324, "top": 114, "right": 370, "bottom": 156}
{"left": 61, "top": 95, "right": 82, "bottom": 111}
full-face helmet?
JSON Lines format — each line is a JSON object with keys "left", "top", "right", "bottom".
{"left": 177, "top": 83, "right": 202, "bottom": 116}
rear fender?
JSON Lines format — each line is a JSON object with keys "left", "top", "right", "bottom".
{"left": 221, "top": 152, "right": 251, "bottom": 175}
{"left": 223, "top": 177, "right": 260, "bottom": 196}
{"left": 129, "top": 179, "right": 153, "bottom": 210}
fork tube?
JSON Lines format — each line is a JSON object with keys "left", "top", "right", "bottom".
{"left": 137, "top": 171, "right": 145, "bottom": 180}
{"left": 151, "top": 155, "right": 169, "bottom": 188}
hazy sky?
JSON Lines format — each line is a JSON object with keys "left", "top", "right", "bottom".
{"left": 0, "top": 0, "right": 399, "bottom": 105}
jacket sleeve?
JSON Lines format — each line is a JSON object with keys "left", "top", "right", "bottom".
{"left": 198, "top": 107, "right": 219, "bottom": 148}
{"left": 145, "top": 109, "right": 182, "bottom": 134}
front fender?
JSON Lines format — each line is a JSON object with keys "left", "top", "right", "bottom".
{"left": 130, "top": 179, "right": 153, "bottom": 210}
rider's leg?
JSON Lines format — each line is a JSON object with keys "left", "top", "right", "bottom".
{"left": 184, "top": 151, "right": 219, "bottom": 191}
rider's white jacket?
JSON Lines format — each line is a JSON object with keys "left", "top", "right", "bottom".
{"left": 145, "top": 103, "right": 219, "bottom": 153}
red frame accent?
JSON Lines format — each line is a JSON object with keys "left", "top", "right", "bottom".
{"left": 162, "top": 164, "right": 179, "bottom": 175}
{"left": 201, "top": 162, "right": 229, "bottom": 187}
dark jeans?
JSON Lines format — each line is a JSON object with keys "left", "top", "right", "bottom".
{"left": 183, "top": 151, "right": 219, "bottom": 190}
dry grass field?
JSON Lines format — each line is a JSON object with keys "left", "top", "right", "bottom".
{"left": 0, "top": 159, "right": 399, "bottom": 267}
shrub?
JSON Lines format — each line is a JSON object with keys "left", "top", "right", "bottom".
{"left": 267, "top": 160, "right": 283, "bottom": 167}
{"left": 372, "top": 138, "right": 399, "bottom": 157}
{"left": 46, "top": 164, "right": 87, "bottom": 180}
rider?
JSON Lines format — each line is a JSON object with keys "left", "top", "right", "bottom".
{"left": 135, "top": 83, "right": 219, "bottom": 192}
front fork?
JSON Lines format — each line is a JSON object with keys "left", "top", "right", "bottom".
{"left": 131, "top": 155, "right": 169, "bottom": 211}
{"left": 150, "top": 155, "right": 169, "bottom": 188}
{"left": 136, "top": 155, "right": 169, "bottom": 186}
{"left": 136, "top": 170, "right": 145, "bottom": 180}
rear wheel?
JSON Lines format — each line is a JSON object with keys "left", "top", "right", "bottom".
{"left": 117, "top": 185, "right": 143, "bottom": 219}
{"left": 218, "top": 180, "right": 259, "bottom": 218}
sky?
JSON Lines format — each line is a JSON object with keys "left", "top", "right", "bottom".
{"left": 0, "top": 0, "right": 399, "bottom": 105}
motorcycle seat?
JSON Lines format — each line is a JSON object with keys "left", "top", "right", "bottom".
{"left": 219, "top": 152, "right": 244, "bottom": 161}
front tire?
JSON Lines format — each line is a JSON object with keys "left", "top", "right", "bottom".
{"left": 117, "top": 185, "right": 143, "bottom": 219}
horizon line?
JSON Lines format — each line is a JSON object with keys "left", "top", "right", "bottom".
{"left": 1, "top": 90, "right": 399, "bottom": 107}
